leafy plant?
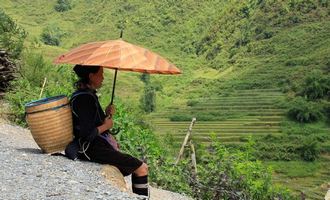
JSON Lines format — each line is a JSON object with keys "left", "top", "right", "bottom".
{"left": 0, "top": 9, "right": 26, "bottom": 58}
{"left": 298, "top": 137, "right": 320, "bottom": 161}
{"left": 255, "top": 134, "right": 324, "bottom": 162}
{"left": 186, "top": 99, "right": 199, "bottom": 106}
{"left": 140, "top": 73, "right": 150, "bottom": 84}
{"left": 40, "top": 25, "right": 64, "bottom": 46}
{"left": 193, "top": 136, "right": 294, "bottom": 199}
{"left": 287, "top": 97, "right": 323, "bottom": 123}
{"left": 140, "top": 85, "right": 156, "bottom": 113}
{"left": 299, "top": 70, "right": 330, "bottom": 100}
{"left": 54, "top": 0, "right": 72, "bottom": 12}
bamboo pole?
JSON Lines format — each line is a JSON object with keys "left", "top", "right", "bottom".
{"left": 190, "top": 140, "right": 197, "bottom": 174}
{"left": 39, "top": 77, "right": 47, "bottom": 99}
{"left": 175, "top": 117, "right": 196, "bottom": 165}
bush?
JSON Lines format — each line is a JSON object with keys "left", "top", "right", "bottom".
{"left": 140, "top": 73, "right": 150, "bottom": 84}
{"left": 150, "top": 80, "right": 163, "bottom": 92}
{"left": 298, "top": 137, "right": 320, "bottom": 161}
{"left": 255, "top": 135, "right": 322, "bottom": 161}
{"left": 186, "top": 99, "right": 199, "bottom": 106}
{"left": 287, "top": 97, "right": 323, "bottom": 123}
{"left": 140, "top": 85, "right": 156, "bottom": 113}
{"left": 299, "top": 70, "right": 330, "bottom": 100}
{"left": 169, "top": 113, "right": 192, "bottom": 121}
{"left": 194, "top": 137, "right": 294, "bottom": 199}
{"left": 54, "top": 0, "right": 72, "bottom": 12}
{"left": 0, "top": 9, "right": 26, "bottom": 58}
{"left": 40, "top": 25, "right": 64, "bottom": 46}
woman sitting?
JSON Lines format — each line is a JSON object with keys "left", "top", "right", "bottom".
{"left": 68, "top": 64, "right": 149, "bottom": 197}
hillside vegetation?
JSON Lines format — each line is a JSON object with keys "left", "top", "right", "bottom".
{"left": 1, "top": 0, "right": 330, "bottom": 199}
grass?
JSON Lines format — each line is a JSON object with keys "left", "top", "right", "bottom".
{"left": 266, "top": 159, "right": 330, "bottom": 199}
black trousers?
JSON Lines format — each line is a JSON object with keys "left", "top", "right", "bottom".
{"left": 79, "top": 136, "right": 143, "bottom": 176}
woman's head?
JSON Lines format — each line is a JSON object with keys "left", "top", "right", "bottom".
{"left": 73, "top": 65, "right": 104, "bottom": 89}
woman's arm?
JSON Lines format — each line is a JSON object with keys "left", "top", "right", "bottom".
{"left": 97, "top": 116, "right": 113, "bottom": 134}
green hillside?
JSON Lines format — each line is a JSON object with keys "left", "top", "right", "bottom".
{"left": 1, "top": 0, "right": 330, "bottom": 199}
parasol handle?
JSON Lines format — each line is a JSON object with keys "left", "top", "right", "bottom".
{"left": 110, "top": 68, "right": 118, "bottom": 105}
{"left": 120, "top": 29, "right": 123, "bottom": 38}
{"left": 109, "top": 68, "right": 120, "bottom": 135}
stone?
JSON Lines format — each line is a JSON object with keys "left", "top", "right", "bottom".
{"left": 101, "top": 165, "right": 128, "bottom": 192}
{"left": 325, "top": 189, "right": 330, "bottom": 200}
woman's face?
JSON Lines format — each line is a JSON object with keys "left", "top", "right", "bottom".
{"left": 89, "top": 67, "right": 104, "bottom": 89}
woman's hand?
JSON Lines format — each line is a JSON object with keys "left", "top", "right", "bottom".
{"left": 105, "top": 104, "right": 116, "bottom": 116}
{"left": 103, "top": 116, "right": 113, "bottom": 129}
{"left": 97, "top": 116, "right": 113, "bottom": 134}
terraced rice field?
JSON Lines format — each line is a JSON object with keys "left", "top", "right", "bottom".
{"left": 149, "top": 88, "right": 286, "bottom": 146}
{"left": 270, "top": 159, "right": 330, "bottom": 200}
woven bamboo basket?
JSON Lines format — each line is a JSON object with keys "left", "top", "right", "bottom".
{"left": 25, "top": 95, "right": 73, "bottom": 153}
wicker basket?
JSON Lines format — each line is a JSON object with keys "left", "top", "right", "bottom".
{"left": 25, "top": 95, "right": 73, "bottom": 153}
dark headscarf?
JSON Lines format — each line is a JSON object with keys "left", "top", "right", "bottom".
{"left": 73, "top": 65, "right": 100, "bottom": 89}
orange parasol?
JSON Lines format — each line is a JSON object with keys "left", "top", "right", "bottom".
{"left": 54, "top": 39, "right": 181, "bottom": 104}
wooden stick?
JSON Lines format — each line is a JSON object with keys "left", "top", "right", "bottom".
{"left": 39, "top": 77, "right": 47, "bottom": 99}
{"left": 190, "top": 140, "right": 197, "bottom": 174}
{"left": 175, "top": 117, "right": 196, "bottom": 165}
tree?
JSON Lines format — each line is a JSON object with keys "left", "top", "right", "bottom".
{"left": 0, "top": 9, "right": 26, "bottom": 58}
{"left": 140, "top": 73, "right": 150, "bottom": 84}
{"left": 40, "top": 25, "right": 64, "bottom": 46}
{"left": 140, "top": 85, "right": 156, "bottom": 113}
{"left": 54, "top": 0, "right": 72, "bottom": 12}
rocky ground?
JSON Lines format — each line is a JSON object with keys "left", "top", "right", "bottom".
{"left": 0, "top": 100, "right": 192, "bottom": 200}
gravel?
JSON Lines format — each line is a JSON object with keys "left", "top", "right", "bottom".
{"left": 0, "top": 123, "right": 143, "bottom": 200}
{"left": 0, "top": 123, "right": 192, "bottom": 200}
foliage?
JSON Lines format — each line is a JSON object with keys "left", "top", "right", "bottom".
{"left": 267, "top": 161, "right": 321, "bottom": 178}
{"left": 5, "top": 53, "right": 75, "bottom": 125}
{"left": 186, "top": 99, "right": 199, "bottom": 106}
{"left": 140, "top": 85, "right": 156, "bottom": 113}
{"left": 299, "top": 69, "right": 330, "bottom": 100}
{"left": 287, "top": 97, "right": 323, "bottom": 123}
{"left": 54, "top": 0, "right": 72, "bottom": 12}
{"left": 298, "top": 137, "right": 320, "bottom": 161}
{"left": 192, "top": 136, "right": 294, "bottom": 199}
{"left": 0, "top": 9, "right": 26, "bottom": 58}
{"left": 111, "top": 107, "right": 295, "bottom": 199}
{"left": 255, "top": 133, "right": 324, "bottom": 161}
{"left": 140, "top": 73, "right": 150, "bottom": 84}
{"left": 40, "top": 25, "right": 64, "bottom": 46}
{"left": 139, "top": 73, "right": 161, "bottom": 113}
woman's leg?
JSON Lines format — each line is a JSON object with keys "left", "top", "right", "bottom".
{"left": 85, "top": 138, "right": 149, "bottom": 197}
{"left": 132, "top": 163, "right": 149, "bottom": 196}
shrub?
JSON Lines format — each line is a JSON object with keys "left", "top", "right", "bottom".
{"left": 255, "top": 134, "right": 324, "bottom": 162}
{"left": 54, "top": 0, "right": 72, "bottom": 12}
{"left": 0, "top": 9, "right": 26, "bottom": 58}
{"left": 298, "top": 137, "right": 320, "bottom": 161}
{"left": 40, "top": 25, "right": 64, "bottom": 46}
{"left": 287, "top": 97, "right": 323, "bottom": 123}
{"left": 150, "top": 80, "right": 163, "bottom": 92}
{"left": 140, "top": 85, "right": 156, "bottom": 113}
{"left": 186, "top": 99, "right": 199, "bottom": 106}
{"left": 169, "top": 113, "right": 192, "bottom": 121}
{"left": 140, "top": 73, "right": 150, "bottom": 84}
{"left": 299, "top": 70, "right": 330, "bottom": 100}
{"left": 194, "top": 137, "right": 294, "bottom": 199}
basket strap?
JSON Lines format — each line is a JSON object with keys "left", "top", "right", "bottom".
{"left": 70, "top": 91, "right": 98, "bottom": 118}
